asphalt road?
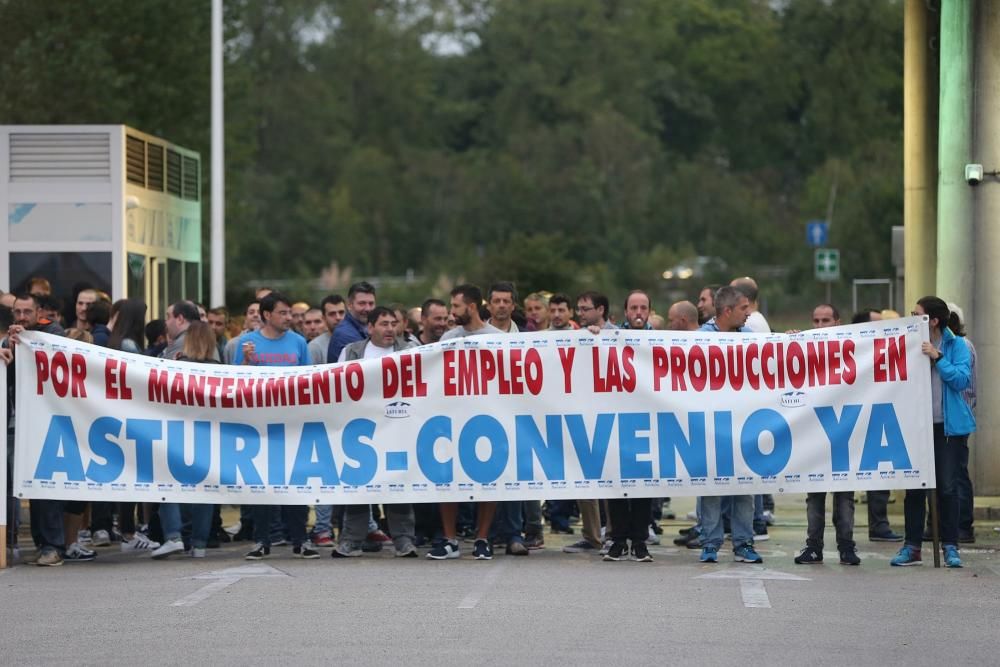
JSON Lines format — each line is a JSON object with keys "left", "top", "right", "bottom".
{"left": 2, "top": 497, "right": 999, "bottom": 666}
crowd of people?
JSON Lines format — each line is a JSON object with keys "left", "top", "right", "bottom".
{"left": 0, "top": 274, "right": 976, "bottom": 568}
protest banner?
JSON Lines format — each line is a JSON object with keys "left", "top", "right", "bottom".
{"left": 12, "top": 318, "right": 934, "bottom": 505}
{"left": 1, "top": 364, "right": 6, "bottom": 568}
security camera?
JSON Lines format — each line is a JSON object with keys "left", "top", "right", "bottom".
{"left": 966, "top": 164, "right": 984, "bottom": 186}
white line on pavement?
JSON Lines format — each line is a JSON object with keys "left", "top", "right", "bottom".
{"left": 171, "top": 577, "right": 240, "bottom": 607}
{"left": 458, "top": 561, "right": 510, "bottom": 609}
{"left": 739, "top": 578, "right": 771, "bottom": 609}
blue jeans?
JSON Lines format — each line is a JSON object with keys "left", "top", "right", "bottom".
{"left": 313, "top": 505, "right": 334, "bottom": 535}
{"left": 492, "top": 501, "right": 525, "bottom": 544}
{"left": 700, "top": 495, "right": 754, "bottom": 550}
{"left": 904, "top": 425, "right": 964, "bottom": 547}
{"left": 159, "top": 503, "right": 213, "bottom": 548}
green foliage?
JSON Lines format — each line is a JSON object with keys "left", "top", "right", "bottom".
{"left": 0, "top": 0, "right": 904, "bottom": 317}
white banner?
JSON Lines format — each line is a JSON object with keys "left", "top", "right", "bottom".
{"left": 13, "top": 319, "right": 935, "bottom": 504}
{"left": 1, "top": 360, "right": 6, "bottom": 525}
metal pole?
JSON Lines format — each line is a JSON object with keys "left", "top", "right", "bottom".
{"left": 903, "top": 0, "right": 938, "bottom": 307}
{"left": 210, "top": 0, "right": 226, "bottom": 308}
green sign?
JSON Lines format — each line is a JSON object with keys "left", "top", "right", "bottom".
{"left": 814, "top": 248, "right": 840, "bottom": 281}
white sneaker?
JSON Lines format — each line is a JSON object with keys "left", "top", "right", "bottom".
{"left": 77, "top": 529, "right": 93, "bottom": 546}
{"left": 190, "top": 547, "right": 207, "bottom": 558}
{"left": 91, "top": 529, "right": 112, "bottom": 547}
{"left": 762, "top": 510, "right": 776, "bottom": 526}
{"left": 686, "top": 511, "right": 699, "bottom": 521}
{"left": 122, "top": 533, "right": 161, "bottom": 552}
{"left": 64, "top": 542, "right": 96, "bottom": 562}
{"left": 151, "top": 538, "right": 185, "bottom": 560}
{"left": 645, "top": 528, "right": 661, "bottom": 545}
{"left": 224, "top": 521, "right": 242, "bottom": 537}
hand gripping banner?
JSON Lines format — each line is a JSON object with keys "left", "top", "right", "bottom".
{"left": 12, "top": 318, "right": 935, "bottom": 505}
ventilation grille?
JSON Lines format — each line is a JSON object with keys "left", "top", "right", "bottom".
{"left": 126, "top": 135, "right": 146, "bottom": 185}
{"left": 166, "top": 150, "right": 182, "bottom": 196}
{"left": 9, "top": 132, "right": 111, "bottom": 181}
{"left": 147, "top": 143, "right": 164, "bottom": 191}
{"left": 182, "top": 155, "right": 199, "bottom": 201}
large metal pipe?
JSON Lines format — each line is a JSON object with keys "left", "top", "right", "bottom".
{"left": 903, "top": 0, "right": 938, "bottom": 307}
{"left": 972, "top": 1, "right": 1000, "bottom": 494}
{"left": 934, "top": 0, "right": 974, "bottom": 312}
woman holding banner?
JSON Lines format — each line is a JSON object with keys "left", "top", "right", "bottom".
{"left": 891, "top": 297, "right": 975, "bottom": 568}
{"left": 150, "top": 322, "right": 220, "bottom": 559}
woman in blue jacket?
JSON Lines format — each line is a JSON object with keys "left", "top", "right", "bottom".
{"left": 892, "top": 297, "right": 976, "bottom": 568}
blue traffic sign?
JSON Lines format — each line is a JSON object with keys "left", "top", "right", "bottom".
{"left": 806, "top": 220, "right": 828, "bottom": 247}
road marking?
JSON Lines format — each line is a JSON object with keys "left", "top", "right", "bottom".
{"left": 696, "top": 567, "right": 809, "bottom": 609}
{"left": 171, "top": 564, "right": 290, "bottom": 607}
{"left": 171, "top": 577, "right": 240, "bottom": 607}
{"left": 739, "top": 579, "right": 771, "bottom": 608}
{"left": 458, "top": 561, "right": 509, "bottom": 609}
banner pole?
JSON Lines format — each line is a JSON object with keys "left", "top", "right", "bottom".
{"left": 929, "top": 489, "right": 941, "bottom": 568}
{"left": 0, "top": 523, "right": 7, "bottom": 569}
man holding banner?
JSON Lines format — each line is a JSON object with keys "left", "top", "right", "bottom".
{"left": 233, "top": 292, "right": 319, "bottom": 561}
{"left": 695, "top": 286, "right": 761, "bottom": 565}
{"left": 6, "top": 294, "right": 67, "bottom": 566}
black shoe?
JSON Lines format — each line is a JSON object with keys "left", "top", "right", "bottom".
{"left": 869, "top": 531, "right": 904, "bottom": 542}
{"left": 293, "top": 544, "right": 321, "bottom": 559}
{"left": 958, "top": 529, "right": 975, "bottom": 544}
{"left": 244, "top": 543, "right": 270, "bottom": 560}
{"left": 472, "top": 539, "right": 493, "bottom": 560}
{"left": 603, "top": 541, "right": 629, "bottom": 561}
{"left": 674, "top": 529, "right": 700, "bottom": 547}
{"left": 631, "top": 542, "right": 653, "bottom": 562}
{"left": 794, "top": 547, "right": 823, "bottom": 564}
{"left": 684, "top": 534, "right": 703, "bottom": 549}
{"left": 839, "top": 549, "right": 861, "bottom": 566}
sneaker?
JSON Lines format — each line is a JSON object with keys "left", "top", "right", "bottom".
{"left": 293, "top": 544, "right": 321, "bottom": 559}
{"left": 674, "top": 529, "right": 700, "bottom": 547}
{"left": 77, "top": 529, "right": 93, "bottom": 546}
{"left": 839, "top": 549, "right": 861, "bottom": 566}
{"left": 631, "top": 542, "right": 653, "bottom": 562}
{"left": 122, "top": 533, "right": 160, "bottom": 552}
{"left": 685, "top": 511, "right": 699, "bottom": 521}
{"left": 426, "top": 540, "right": 461, "bottom": 560}
{"left": 64, "top": 543, "right": 96, "bottom": 562}
{"left": 151, "top": 538, "right": 185, "bottom": 560}
{"left": 35, "top": 549, "right": 63, "bottom": 567}
{"left": 753, "top": 527, "right": 770, "bottom": 542}
{"left": 958, "top": 529, "right": 975, "bottom": 544}
{"left": 366, "top": 529, "right": 392, "bottom": 543}
{"left": 762, "top": 510, "right": 776, "bottom": 526}
{"left": 890, "top": 545, "right": 922, "bottom": 566}
{"left": 312, "top": 533, "right": 335, "bottom": 548}
{"left": 562, "top": 539, "right": 599, "bottom": 554}
{"left": 870, "top": 531, "right": 904, "bottom": 542}
{"left": 943, "top": 544, "right": 962, "bottom": 568}
{"left": 550, "top": 526, "right": 575, "bottom": 535}
{"left": 734, "top": 544, "right": 763, "bottom": 563}
{"left": 523, "top": 535, "right": 545, "bottom": 550}
{"left": 645, "top": 528, "right": 661, "bottom": 546}
{"left": 602, "top": 541, "right": 629, "bottom": 562}
{"left": 794, "top": 547, "right": 823, "bottom": 564}
{"left": 506, "top": 541, "right": 529, "bottom": 556}
{"left": 395, "top": 542, "right": 419, "bottom": 558}
{"left": 190, "top": 547, "right": 207, "bottom": 558}
{"left": 473, "top": 539, "right": 493, "bottom": 560}
{"left": 245, "top": 543, "right": 271, "bottom": 560}
{"left": 331, "top": 542, "right": 362, "bottom": 558}
{"left": 684, "top": 534, "right": 703, "bottom": 549}
{"left": 599, "top": 539, "right": 614, "bottom": 556}
{"left": 91, "top": 529, "right": 112, "bottom": 547}
{"left": 224, "top": 521, "right": 242, "bottom": 537}
{"left": 699, "top": 546, "right": 719, "bottom": 563}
